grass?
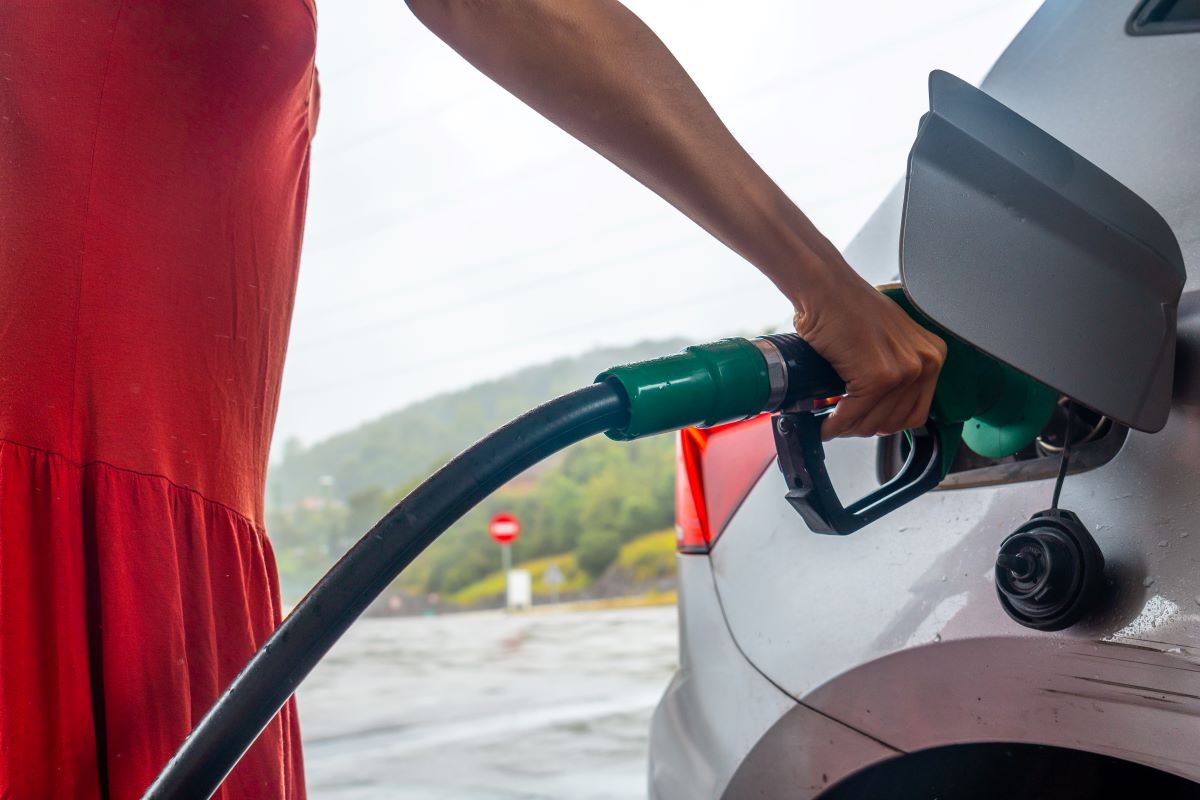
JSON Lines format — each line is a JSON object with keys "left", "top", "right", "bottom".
{"left": 448, "top": 528, "right": 677, "bottom": 607}
{"left": 614, "top": 529, "right": 676, "bottom": 583}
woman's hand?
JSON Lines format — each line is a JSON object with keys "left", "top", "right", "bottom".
{"left": 791, "top": 265, "right": 946, "bottom": 441}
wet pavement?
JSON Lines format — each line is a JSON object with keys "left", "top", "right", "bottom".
{"left": 298, "top": 606, "right": 679, "bottom": 799}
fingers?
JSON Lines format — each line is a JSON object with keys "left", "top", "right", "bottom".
{"left": 796, "top": 275, "right": 948, "bottom": 442}
{"left": 876, "top": 350, "right": 941, "bottom": 435}
{"left": 821, "top": 384, "right": 912, "bottom": 441}
{"left": 889, "top": 386, "right": 927, "bottom": 435}
{"left": 863, "top": 386, "right": 922, "bottom": 438}
{"left": 821, "top": 359, "right": 919, "bottom": 440}
{"left": 902, "top": 363, "right": 940, "bottom": 431}
{"left": 894, "top": 332, "right": 945, "bottom": 432}
{"left": 821, "top": 348, "right": 941, "bottom": 441}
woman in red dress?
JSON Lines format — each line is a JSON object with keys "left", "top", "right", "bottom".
{"left": 0, "top": 1, "right": 942, "bottom": 797}
{"left": 1, "top": 2, "right": 314, "bottom": 797}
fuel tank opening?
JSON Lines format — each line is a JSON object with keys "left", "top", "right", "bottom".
{"left": 876, "top": 399, "right": 1124, "bottom": 491}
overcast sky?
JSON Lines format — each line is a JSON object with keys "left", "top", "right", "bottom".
{"left": 274, "top": 0, "right": 1042, "bottom": 453}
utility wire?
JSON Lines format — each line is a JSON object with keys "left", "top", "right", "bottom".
{"left": 290, "top": 177, "right": 891, "bottom": 351}
{"left": 303, "top": 128, "right": 904, "bottom": 275}
{"left": 299, "top": 216, "right": 665, "bottom": 317}
{"left": 285, "top": 280, "right": 769, "bottom": 397}
{"left": 290, "top": 236, "right": 696, "bottom": 349}
{"left": 298, "top": 140, "right": 903, "bottom": 317}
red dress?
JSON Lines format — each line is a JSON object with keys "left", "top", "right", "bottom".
{"left": 0, "top": 3, "right": 317, "bottom": 797}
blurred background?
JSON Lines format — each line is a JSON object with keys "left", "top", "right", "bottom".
{"left": 271, "top": 1, "right": 1042, "bottom": 796}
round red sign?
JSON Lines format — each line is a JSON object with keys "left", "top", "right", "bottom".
{"left": 488, "top": 513, "right": 521, "bottom": 545}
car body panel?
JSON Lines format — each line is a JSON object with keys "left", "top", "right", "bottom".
{"left": 652, "top": 0, "right": 1200, "bottom": 795}
{"left": 801, "top": 636, "right": 1200, "bottom": 780}
{"left": 725, "top": 635, "right": 1200, "bottom": 797}
{"left": 647, "top": 555, "right": 794, "bottom": 799}
{"left": 648, "top": 556, "right": 898, "bottom": 799}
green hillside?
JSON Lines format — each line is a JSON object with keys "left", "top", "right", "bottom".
{"left": 267, "top": 338, "right": 687, "bottom": 507}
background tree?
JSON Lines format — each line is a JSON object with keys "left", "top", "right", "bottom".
{"left": 576, "top": 529, "right": 622, "bottom": 579}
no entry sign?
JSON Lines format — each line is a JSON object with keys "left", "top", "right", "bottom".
{"left": 488, "top": 513, "right": 521, "bottom": 546}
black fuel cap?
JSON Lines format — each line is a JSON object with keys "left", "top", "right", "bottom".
{"left": 995, "top": 509, "right": 1105, "bottom": 631}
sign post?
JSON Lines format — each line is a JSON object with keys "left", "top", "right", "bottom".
{"left": 543, "top": 562, "right": 565, "bottom": 605}
{"left": 488, "top": 513, "right": 522, "bottom": 608}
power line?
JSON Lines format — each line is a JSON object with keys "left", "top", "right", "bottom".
{"left": 298, "top": 132, "right": 906, "bottom": 317}
{"left": 290, "top": 172, "right": 897, "bottom": 351}
{"left": 304, "top": 151, "right": 581, "bottom": 255}
{"left": 297, "top": 213, "right": 668, "bottom": 318}
{"left": 288, "top": 185, "right": 885, "bottom": 352}
{"left": 290, "top": 234, "right": 700, "bottom": 349}
{"left": 284, "top": 279, "right": 774, "bottom": 397}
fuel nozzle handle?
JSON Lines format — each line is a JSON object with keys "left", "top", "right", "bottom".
{"left": 752, "top": 333, "right": 846, "bottom": 412}
{"left": 596, "top": 300, "right": 971, "bottom": 532}
{"left": 596, "top": 330, "right": 945, "bottom": 535}
{"left": 596, "top": 334, "right": 845, "bottom": 441}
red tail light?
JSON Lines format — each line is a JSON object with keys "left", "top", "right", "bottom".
{"left": 675, "top": 413, "right": 778, "bottom": 553}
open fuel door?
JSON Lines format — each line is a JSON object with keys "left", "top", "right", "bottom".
{"left": 900, "top": 71, "right": 1185, "bottom": 433}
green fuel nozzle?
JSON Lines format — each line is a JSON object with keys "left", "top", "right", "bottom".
{"left": 596, "top": 334, "right": 843, "bottom": 441}
{"left": 596, "top": 287, "right": 1059, "bottom": 534}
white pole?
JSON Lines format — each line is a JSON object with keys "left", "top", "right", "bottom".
{"left": 502, "top": 543, "right": 512, "bottom": 608}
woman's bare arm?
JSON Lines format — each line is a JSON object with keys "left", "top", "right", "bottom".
{"left": 404, "top": 0, "right": 945, "bottom": 438}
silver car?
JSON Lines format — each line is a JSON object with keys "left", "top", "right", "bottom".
{"left": 649, "top": 2, "right": 1200, "bottom": 797}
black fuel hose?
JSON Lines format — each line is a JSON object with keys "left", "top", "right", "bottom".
{"left": 142, "top": 382, "right": 629, "bottom": 800}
